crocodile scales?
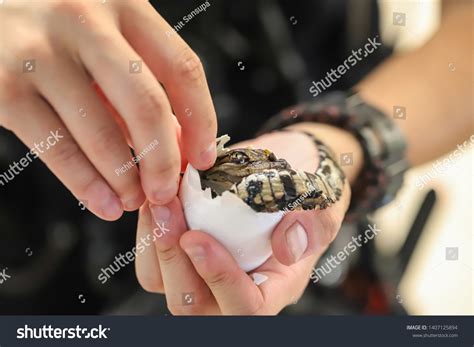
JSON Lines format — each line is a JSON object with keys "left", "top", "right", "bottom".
{"left": 199, "top": 135, "right": 345, "bottom": 213}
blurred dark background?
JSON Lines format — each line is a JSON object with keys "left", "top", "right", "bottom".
{"left": 0, "top": 0, "right": 405, "bottom": 315}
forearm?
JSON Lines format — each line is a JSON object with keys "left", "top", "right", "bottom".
{"left": 356, "top": 0, "right": 473, "bottom": 165}
{"left": 248, "top": 4, "right": 471, "bottom": 193}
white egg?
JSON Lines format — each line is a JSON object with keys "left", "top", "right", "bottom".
{"left": 179, "top": 164, "right": 284, "bottom": 272}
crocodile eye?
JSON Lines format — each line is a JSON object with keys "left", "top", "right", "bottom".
{"left": 230, "top": 152, "right": 249, "bottom": 164}
{"left": 263, "top": 149, "right": 276, "bottom": 161}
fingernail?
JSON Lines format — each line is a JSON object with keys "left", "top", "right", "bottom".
{"left": 184, "top": 245, "right": 206, "bottom": 262}
{"left": 200, "top": 143, "right": 216, "bottom": 167}
{"left": 150, "top": 204, "right": 171, "bottom": 224}
{"left": 89, "top": 180, "right": 123, "bottom": 219}
{"left": 123, "top": 192, "right": 145, "bottom": 211}
{"left": 285, "top": 222, "right": 308, "bottom": 263}
{"left": 151, "top": 181, "right": 178, "bottom": 205}
{"left": 102, "top": 192, "right": 123, "bottom": 219}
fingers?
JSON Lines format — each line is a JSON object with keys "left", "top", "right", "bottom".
{"left": 253, "top": 255, "right": 317, "bottom": 313}
{"left": 93, "top": 82, "right": 134, "bottom": 149}
{"left": 32, "top": 58, "right": 145, "bottom": 211}
{"left": 135, "top": 203, "right": 163, "bottom": 293}
{"left": 6, "top": 95, "right": 123, "bottom": 221}
{"left": 271, "top": 183, "right": 351, "bottom": 265}
{"left": 93, "top": 82, "right": 188, "bottom": 171}
{"left": 78, "top": 26, "right": 181, "bottom": 206}
{"left": 118, "top": 1, "right": 218, "bottom": 170}
{"left": 149, "top": 198, "right": 218, "bottom": 315}
{"left": 180, "top": 231, "right": 264, "bottom": 315}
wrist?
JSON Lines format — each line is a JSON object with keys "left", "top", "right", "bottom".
{"left": 286, "top": 122, "right": 363, "bottom": 184}
{"left": 256, "top": 92, "right": 409, "bottom": 221}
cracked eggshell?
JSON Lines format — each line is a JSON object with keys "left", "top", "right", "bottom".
{"left": 179, "top": 164, "right": 284, "bottom": 272}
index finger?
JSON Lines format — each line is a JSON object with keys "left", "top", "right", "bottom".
{"left": 180, "top": 230, "right": 265, "bottom": 315}
{"left": 119, "top": 1, "right": 217, "bottom": 170}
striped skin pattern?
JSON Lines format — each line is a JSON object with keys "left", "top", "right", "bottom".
{"left": 200, "top": 138, "right": 345, "bottom": 213}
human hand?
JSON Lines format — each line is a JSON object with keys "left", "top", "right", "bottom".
{"left": 0, "top": 0, "right": 217, "bottom": 220}
{"left": 135, "top": 131, "right": 351, "bottom": 315}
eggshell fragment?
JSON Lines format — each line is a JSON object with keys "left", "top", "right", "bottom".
{"left": 179, "top": 164, "right": 284, "bottom": 272}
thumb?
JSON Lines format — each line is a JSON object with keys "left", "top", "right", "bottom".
{"left": 271, "top": 182, "right": 350, "bottom": 265}
{"left": 271, "top": 209, "right": 342, "bottom": 266}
